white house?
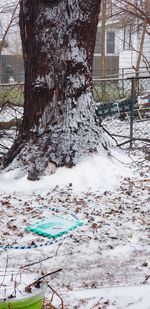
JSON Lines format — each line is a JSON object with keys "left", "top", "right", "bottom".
{"left": 93, "top": 0, "right": 150, "bottom": 78}
{"left": 0, "top": 0, "right": 149, "bottom": 81}
{"left": 117, "top": 26, "right": 150, "bottom": 77}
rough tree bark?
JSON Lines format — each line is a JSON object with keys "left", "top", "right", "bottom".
{"left": 2, "top": 0, "right": 109, "bottom": 180}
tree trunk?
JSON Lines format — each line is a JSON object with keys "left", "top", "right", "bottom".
{"left": 3, "top": 0, "right": 109, "bottom": 180}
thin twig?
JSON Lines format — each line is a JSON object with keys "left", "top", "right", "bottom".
{"left": 22, "top": 239, "right": 65, "bottom": 269}
{"left": 100, "top": 123, "right": 119, "bottom": 146}
{"left": 43, "top": 301, "right": 57, "bottom": 309}
{"left": 143, "top": 275, "right": 150, "bottom": 284}
{"left": 48, "top": 284, "right": 64, "bottom": 309}
{"left": 118, "top": 137, "right": 150, "bottom": 147}
{"left": 25, "top": 269, "right": 62, "bottom": 289}
{"left": 0, "top": 251, "right": 9, "bottom": 288}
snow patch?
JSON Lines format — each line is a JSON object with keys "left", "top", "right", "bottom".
{"left": 66, "top": 285, "right": 150, "bottom": 309}
{"left": 0, "top": 149, "right": 132, "bottom": 194}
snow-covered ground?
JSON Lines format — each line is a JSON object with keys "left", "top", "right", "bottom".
{"left": 0, "top": 145, "right": 150, "bottom": 307}
{"left": 66, "top": 285, "right": 150, "bottom": 309}
{"left": 0, "top": 107, "right": 150, "bottom": 307}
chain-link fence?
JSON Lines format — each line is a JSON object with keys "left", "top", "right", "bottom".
{"left": 93, "top": 76, "right": 150, "bottom": 103}
{"left": 93, "top": 78, "right": 131, "bottom": 103}
{"left": 0, "top": 83, "right": 24, "bottom": 108}
{"left": 93, "top": 76, "right": 150, "bottom": 148}
{"left": 0, "top": 83, "right": 24, "bottom": 156}
{"left": 0, "top": 77, "right": 150, "bottom": 157}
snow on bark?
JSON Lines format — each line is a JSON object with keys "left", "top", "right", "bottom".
{"left": 1, "top": 0, "right": 110, "bottom": 180}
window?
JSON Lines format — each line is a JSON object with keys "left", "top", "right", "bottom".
{"left": 94, "top": 28, "right": 101, "bottom": 54}
{"left": 106, "top": 31, "right": 115, "bottom": 54}
{"left": 123, "top": 26, "right": 132, "bottom": 50}
{"left": 94, "top": 29, "right": 115, "bottom": 55}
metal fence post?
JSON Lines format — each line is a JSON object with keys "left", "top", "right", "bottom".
{"left": 130, "top": 77, "right": 135, "bottom": 149}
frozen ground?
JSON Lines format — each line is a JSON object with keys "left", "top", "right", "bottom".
{"left": 0, "top": 109, "right": 150, "bottom": 307}
{"left": 0, "top": 144, "right": 150, "bottom": 307}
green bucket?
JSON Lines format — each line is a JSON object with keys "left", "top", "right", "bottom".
{"left": 0, "top": 286, "right": 47, "bottom": 309}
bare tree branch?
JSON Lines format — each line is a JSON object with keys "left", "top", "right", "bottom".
{"left": 0, "top": 1, "right": 19, "bottom": 54}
